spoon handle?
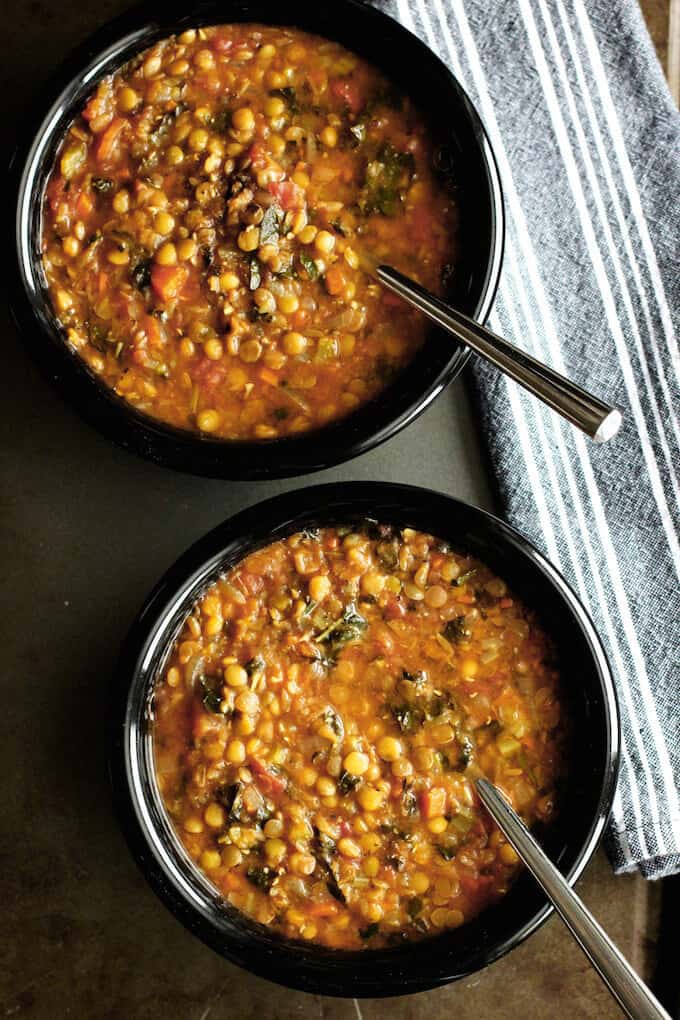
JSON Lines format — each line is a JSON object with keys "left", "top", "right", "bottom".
{"left": 476, "top": 779, "right": 670, "bottom": 1020}
{"left": 376, "top": 265, "right": 621, "bottom": 443}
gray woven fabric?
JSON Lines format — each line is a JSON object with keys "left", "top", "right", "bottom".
{"left": 374, "top": 0, "right": 680, "bottom": 878}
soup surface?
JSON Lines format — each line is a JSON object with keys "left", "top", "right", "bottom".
{"left": 153, "top": 524, "right": 565, "bottom": 949}
{"left": 41, "top": 25, "right": 456, "bottom": 439}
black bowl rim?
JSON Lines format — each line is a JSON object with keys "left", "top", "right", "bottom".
{"left": 9, "top": 0, "right": 505, "bottom": 480}
{"left": 109, "top": 481, "right": 620, "bottom": 997}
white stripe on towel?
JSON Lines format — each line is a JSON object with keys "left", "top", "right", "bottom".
{"left": 534, "top": 0, "right": 680, "bottom": 501}
{"left": 553, "top": 1, "right": 680, "bottom": 444}
{"left": 573, "top": 0, "right": 680, "bottom": 388}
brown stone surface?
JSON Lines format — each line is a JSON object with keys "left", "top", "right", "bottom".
{"left": 2, "top": 1, "right": 663, "bottom": 1017}
{"left": 640, "top": 0, "right": 670, "bottom": 71}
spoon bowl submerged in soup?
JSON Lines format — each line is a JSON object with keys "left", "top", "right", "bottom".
{"left": 42, "top": 25, "right": 457, "bottom": 439}
{"left": 152, "top": 523, "right": 566, "bottom": 949}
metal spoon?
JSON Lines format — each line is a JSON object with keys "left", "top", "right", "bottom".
{"left": 376, "top": 264, "right": 622, "bottom": 443}
{"left": 476, "top": 778, "right": 670, "bottom": 1020}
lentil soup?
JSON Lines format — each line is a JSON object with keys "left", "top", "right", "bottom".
{"left": 41, "top": 25, "right": 457, "bottom": 440}
{"left": 153, "top": 523, "right": 566, "bottom": 949}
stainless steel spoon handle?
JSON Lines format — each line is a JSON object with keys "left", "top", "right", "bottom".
{"left": 476, "top": 779, "right": 670, "bottom": 1020}
{"left": 376, "top": 265, "right": 622, "bottom": 443}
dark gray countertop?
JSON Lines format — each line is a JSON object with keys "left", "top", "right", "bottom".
{"left": 1, "top": 4, "right": 661, "bottom": 1015}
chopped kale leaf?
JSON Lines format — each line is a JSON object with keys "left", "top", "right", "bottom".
{"left": 312, "top": 827, "right": 346, "bottom": 903}
{"left": 269, "top": 86, "right": 299, "bottom": 113}
{"left": 321, "top": 706, "right": 344, "bottom": 739}
{"left": 454, "top": 569, "right": 478, "bottom": 587}
{"left": 338, "top": 770, "right": 361, "bottom": 795}
{"left": 259, "top": 204, "right": 281, "bottom": 245}
{"left": 441, "top": 617, "right": 470, "bottom": 643}
{"left": 401, "top": 781, "right": 418, "bottom": 816}
{"left": 299, "top": 251, "right": 319, "bottom": 280}
{"left": 132, "top": 257, "right": 152, "bottom": 292}
{"left": 402, "top": 669, "right": 426, "bottom": 686}
{"left": 210, "top": 104, "right": 232, "bottom": 133}
{"left": 349, "top": 122, "right": 366, "bottom": 145}
{"left": 407, "top": 896, "right": 423, "bottom": 919}
{"left": 91, "top": 176, "right": 113, "bottom": 193}
{"left": 390, "top": 703, "right": 424, "bottom": 733}
{"left": 246, "top": 866, "right": 276, "bottom": 892}
{"left": 249, "top": 257, "right": 262, "bottom": 291}
{"left": 316, "top": 603, "right": 367, "bottom": 655}
{"left": 359, "top": 143, "right": 415, "bottom": 216}
{"left": 216, "top": 782, "right": 246, "bottom": 821}
{"left": 199, "top": 675, "right": 224, "bottom": 714}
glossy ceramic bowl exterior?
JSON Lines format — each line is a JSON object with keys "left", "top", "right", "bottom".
{"left": 110, "top": 482, "right": 619, "bottom": 996}
{"left": 10, "top": 0, "right": 504, "bottom": 479}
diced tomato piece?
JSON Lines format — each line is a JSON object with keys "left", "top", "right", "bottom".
{"left": 211, "top": 34, "right": 233, "bottom": 53}
{"left": 143, "top": 314, "right": 166, "bottom": 348}
{"left": 308, "top": 901, "right": 340, "bottom": 918}
{"left": 249, "top": 757, "right": 287, "bottom": 796}
{"left": 131, "top": 348, "right": 149, "bottom": 366}
{"left": 223, "top": 872, "right": 244, "bottom": 892}
{"left": 150, "top": 264, "right": 188, "bottom": 303}
{"left": 383, "top": 289, "right": 405, "bottom": 309}
{"left": 330, "top": 77, "right": 363, "bottom": 114}
{"left": 325, "top": 264, "right": 346, "bottom": 295}
{"left": 193, "top": 356, "right": 227, "bottom": 392}
{"left": 134, "top": 179, "right": 152, "bottom": 199}
{"left": 194, "top": 74, "right": 223, "bottom": 95}
{"left": 409, "top": 205, "right": 436, "bottom": 246}
{"left": 420, "top": 786, "right": 447, "bottom": 819}
{"left": 486, "top": 672, "right": 511, "bottom": 690}
{"left": 114, "top": 290, "right": 134, "bottom": 319}
{"left": 259, "top": 367, "right": 279, "bottom": 386}
{"left": 459, "top": 871, "right": 495, "bottom": 895}
{"left": 82, "top": 94, "right": 110, "bottom": 123}
{"left": 373, "top": 626, "right": 394, "bottom": 654}
{"left": 94, "top": 117, "right": 126, "bottom": 164}
{"left": 384, "top": 597, "right": 406, "bottom": 620}
{"left": 308, "top": 66, "right": 327, "bottom": 93}
{"left": 47, "top": 176, "right": 67, "bottom": 213}
{"left": 75, "top": 191, "right": 95, "bottom": 218}
{"left": 267, "top": 179, "right": 305, "bottom": 211}
{"left": 248, "top": 142, "right": 269, "bottom": 170}
{"left": 191, "top": 698, "right": 224, "bottom": 739}
{"left": 241, "top": 572, "right": 264, "bottom": 596}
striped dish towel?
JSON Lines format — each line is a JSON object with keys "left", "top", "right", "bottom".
{"left": 375, "top": 0, "right": 680, "bottom": 879}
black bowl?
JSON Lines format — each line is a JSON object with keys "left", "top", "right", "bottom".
{"left": 110, "top": 482, "right": 619, "bottom": 996}
{"left": 10, "top": 0, "right": 504, "bottom": 480}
